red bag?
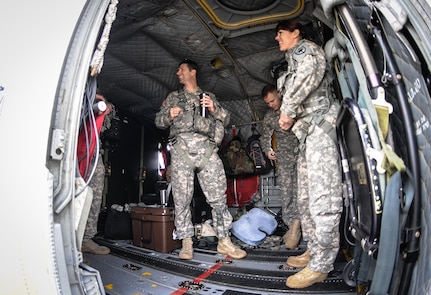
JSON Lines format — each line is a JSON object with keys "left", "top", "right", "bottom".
{"left": 226, "top": 175, "right": 259, "bottom": 207}
{"left": 76, "top": 111, "right": 107, "bottom": 179}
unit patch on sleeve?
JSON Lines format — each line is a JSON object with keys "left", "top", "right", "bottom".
{"left": 292, "top": 43, "right": 311, "bottom": 62}
{"left": 295, "top": 45, "right": 307, "bottom": 55}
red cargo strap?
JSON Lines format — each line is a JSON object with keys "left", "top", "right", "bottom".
{"left": 170, "top": 257, "right": 231, "bottom": 295}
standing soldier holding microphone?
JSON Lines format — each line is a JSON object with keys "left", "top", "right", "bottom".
{"left": 155, "top": 59, "right": 247, "bottom": 260}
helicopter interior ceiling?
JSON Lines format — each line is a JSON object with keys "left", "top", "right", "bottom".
{"left": 96, "top": 0, "right": 320, "bottom": 131}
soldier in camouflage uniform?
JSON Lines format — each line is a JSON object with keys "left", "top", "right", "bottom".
{"left": 274, "top": 20, "right": 342, "bottom": 288}
{"left": 154, "top": 59, "right": 246, "bottom": 260}
{"left": 261, "top": 84, "right": 301, "bottom": 249}
{"left": 82, "top": 93, "right": 113, "bottom": 255}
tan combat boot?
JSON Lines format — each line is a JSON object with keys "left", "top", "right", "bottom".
{"left": 217, "top": 237, "right": 247, "bottom": 259}
{"left": 179, "top": 237, "right": 193, "bottom": 260}
{"left": 82, "top": 239, "right": 110, "bottom": 255}
{"left": 286, "top": 266, "right": 327, "bottom": 288}
{"left": 286, "top": 250, "right": 310, "bottom": 268}
{"left": 283, "top": 219, "right": 301, "bottom": 249}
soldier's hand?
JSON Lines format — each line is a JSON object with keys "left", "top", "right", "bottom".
{"left": 201, "top": 94, "right": 215, "bottom": 112}
{"left": 169, "top": 107, "right": 183, "bottom": 120}
{"left": 279, "top": 113, "right": 294, "bottom": 130}
{"left": 267, "top": 150, "right": 277, "bottom": 160}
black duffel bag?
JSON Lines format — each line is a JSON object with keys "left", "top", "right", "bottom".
{"left": 104, "top": 208, "right": 133, "bottom": 240}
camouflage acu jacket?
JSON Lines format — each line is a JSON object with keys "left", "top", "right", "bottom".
{"left": 277, "top": 38, "right": 333, "bottom": 142}
{"left": 154, "top": 88, "right": 230, "bottom": 145}
{"left": 261, "top": 108, "right": 298, "bottom": 153}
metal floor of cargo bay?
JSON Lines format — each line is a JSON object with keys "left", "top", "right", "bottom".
{"left": 83, "top": 237, "right": 355, "bottom": 295}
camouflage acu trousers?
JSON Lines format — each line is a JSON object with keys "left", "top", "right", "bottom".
{"left": 84, "top": 154, "right": 105, "bottom": 241}
{"left": 171, "top": 136, "right": 232, "bottom": 240}
{"left": 296, "top": 105, "right": 343, "bottom": 273}
{"left": 277, "top": 148, "right": 300, "bottom": 226}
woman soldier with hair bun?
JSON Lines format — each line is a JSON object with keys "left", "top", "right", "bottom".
{"left": 275, "top": 19, "right": 342, "bottom": 289}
